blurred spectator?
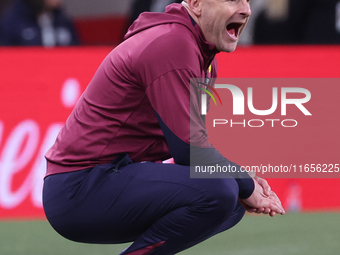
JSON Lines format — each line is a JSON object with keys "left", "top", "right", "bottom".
{"left": 239, "top": 0, "right": 266, "bottom": 45}
{"left": 0, "top": 0, "right": 12, "bottom": 18}
{"left": 128, "top": 0, "right": 182, "bottom": 27}
{"left": 287, "top": 0, "right": 340, "bottom": 44}
{"left": 254, "top": 0, "right": 340, "bottom": 44}
{"left": 253, "top": 0, "right": 291, "bottom": 44}
{"left": 0, "top": 0, "right": 79, "bottom": 46}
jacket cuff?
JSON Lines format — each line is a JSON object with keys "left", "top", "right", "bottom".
{"left": 235, "top": 177, "right": 255, "bottom": 199}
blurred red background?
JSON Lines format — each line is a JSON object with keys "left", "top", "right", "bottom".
{"left": 0, "top": 46, "right": 339, "bottom": 219}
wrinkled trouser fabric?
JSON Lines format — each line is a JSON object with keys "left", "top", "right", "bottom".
{"left": 43, "top": 154, "right": 245, "bottom": 255}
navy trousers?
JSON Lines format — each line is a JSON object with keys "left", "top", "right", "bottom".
{"left": 43, "top": 154, "right": 245, "bottom": 255}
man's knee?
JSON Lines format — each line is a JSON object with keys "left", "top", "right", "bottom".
{"left": 200, "top": 178, "right": 239, "bottom": 221}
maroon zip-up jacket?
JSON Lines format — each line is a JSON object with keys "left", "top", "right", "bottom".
{"left": 45, "top": 4, "right": 254, "bottom": 199}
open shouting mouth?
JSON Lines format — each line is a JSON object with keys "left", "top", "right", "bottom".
{"left": 226, "top": 22, "right": 244, "bottom": 40}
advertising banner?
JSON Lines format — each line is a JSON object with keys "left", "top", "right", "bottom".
{"left": 0, "top": 46, "right": 339, "bottom": 219}
{"left": 0, "top": 48, "right": 110, "bottom": 219}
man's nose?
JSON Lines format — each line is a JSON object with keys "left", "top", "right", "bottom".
{"left": 239, "top": 1, "right": 252, "bottom": 17}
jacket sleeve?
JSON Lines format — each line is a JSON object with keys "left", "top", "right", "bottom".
{"left": 145, "top": 68, "right": 254, "bottom": 199}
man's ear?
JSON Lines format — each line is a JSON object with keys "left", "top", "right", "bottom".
{"left": 187, "top": 0, "right": 202, "bottom": 17}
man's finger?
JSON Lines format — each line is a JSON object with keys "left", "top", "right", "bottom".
{"left": 268, "top": 194, "right": 286, "bottom": 214}
{"left": 270, "top": 191, "right": 283, "bottom": 205}
{"left": 256, "top": 177, "right": 271, "bottom": 197}
{"left": 261, "top": 200, "right": 284, "bottom": 215}
{"left": 269, "top": 211, "right": 276, "bottom": 217}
